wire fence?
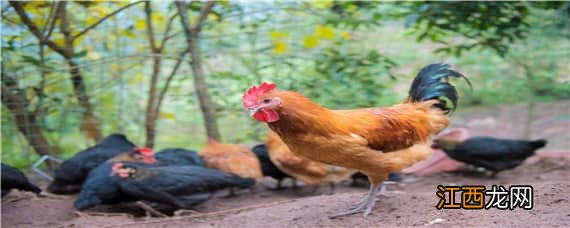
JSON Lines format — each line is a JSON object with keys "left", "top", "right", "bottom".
{"left": 2, "top": 2, "right": 569, "bottom": 169}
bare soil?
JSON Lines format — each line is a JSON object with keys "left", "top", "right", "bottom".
{"left": 2, "top": 101, "right": 569, "bottom": 228}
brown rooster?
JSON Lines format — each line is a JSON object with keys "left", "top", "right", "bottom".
{"left": 242, "top": 63, "right": 468, "bottom": 218}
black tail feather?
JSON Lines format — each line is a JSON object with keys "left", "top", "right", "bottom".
{"left": 408, "top": 63, "right": 470, "bottom": 113}
{"left": 529, "top": 139, "right": 547, "bottom": 149}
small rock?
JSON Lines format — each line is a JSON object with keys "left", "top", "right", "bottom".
{"left": 425, "top": 218, "right": 445, "bottom": 226}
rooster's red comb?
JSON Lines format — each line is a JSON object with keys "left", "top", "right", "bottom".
{"left": 242, "top": 82, "right": 276, "bottom": 108}
{"left": 134, "top": 147, "right": 154, "bottom": 156}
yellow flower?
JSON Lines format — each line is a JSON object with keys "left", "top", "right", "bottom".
{"left": 151, "top": 14, "right": 165, "bottom": 25}
{"left": 273, "top": 40, "right": 287, "bottom": 55}
{"left": 89, "top": 5, "right": 111, "bottom": 17}
{"left": 269, "top": 31, "right": 290, "bottom": 40}
{"left": 207, "top": 13, "right": 219, "bottom": 21}
{"left": 339, "top": 31, "right": 351, "bottom": 40}
{"left": 303, "top": 35, "right": 319, "bottom": 49}
{"left": 85, "top": 17, "right": 98, "bottom": 26}
{"left": 161, "top": 112, "right": 176, "bottom": 120}
{"left": 53, "top": 37, "right": 65, "bottom": 47}
{"left": 315, "top": 25, "right": 334, "bottom": 40}
{"left": 134, "top": 19, "right": 146, "bottom": 30}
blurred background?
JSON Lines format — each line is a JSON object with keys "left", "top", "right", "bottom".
{"left": 2, "top": 1, "right": 569, "bottom": 169}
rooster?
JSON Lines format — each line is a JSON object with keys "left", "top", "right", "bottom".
{"left": 243, "top": 63, "right": 468, "bottom": 218}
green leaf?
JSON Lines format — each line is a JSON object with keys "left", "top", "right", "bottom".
{"left": 73, "top": 50, "right": 88, "bottom": 58}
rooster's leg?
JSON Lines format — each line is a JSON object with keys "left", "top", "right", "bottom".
{"left": 349, "top": 182, "right": 387, "bottom": 209}
{"left": 378, "top": 183, "right": 388, "bottom": 196}
{"left": 362, "top": 183, "right": 381, "bottom": 217}
{"left": 330, "top": 183, "right": 380, "bottom": 218}
{"left": 348, "top": 184, "right": 374, "bottom": 209}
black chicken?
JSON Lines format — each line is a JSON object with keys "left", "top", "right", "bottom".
{"left": 2, "top": 163, "right": 42, "bottom": 197}
{"left": 108, "top": 148, "right": 157, "bottom": 164}
{"left": 350, "top": 172, "right": 402, "bottom": 187}
{"left": 48, "top": 134, "right": 136, "bottom": 194}
{"left": 154, "top": 148, "right": 205, "bottom": 167}
{"left": 75, "top": 162, "right": 255, "bottom": 210}
{"left": 434, "top": 137, "right": 547, "bottom": 177}
{"left": 252, "top": 144, "right": 292, "bottom": 189}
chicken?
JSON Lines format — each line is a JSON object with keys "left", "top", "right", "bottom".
{"left": 75, "top": 162, "right": 137, "bottom": 210}
{"left": 243, "top": 63, "right": 468, "bottom": 217}
{"left": 108, "top": 148, "right": 157, "bottom": 164}
{"left": 75, "top": 162, "right": 255, "bottom": 210}
{"left": 434, "top": 137, "right": 547, "bottom": 177}
{"left": 251, "top": 143, "right": 293, "bottom": 189}
{"left": 403, "top": 128, "right": 469, "bottom": 175}
{"left": 154, "top": 148, "right": 205, "bottom": 167}
{"left": 200, "top": 138, "right": 263, "bottom": 180}
{"left": 73, "top": 148, "right": 157, "bottom": 210}
{"left": 48, "top": 134, "right": 137, "bottom": 194}
{"left": 266, "top": 130, "right": 356, "bottom": 193}
{"left": 2, "top": 163, "right": 41, "bottom": 197}
{"left": 351, "top": 172, "right": 402, "bottom": 188}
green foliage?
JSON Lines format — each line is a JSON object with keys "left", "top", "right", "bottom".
{"left": 405, "top": 2, "right": 530, "bottom": 57}
{"left": 292, "top": 45, "right": 398, "bottom": 109}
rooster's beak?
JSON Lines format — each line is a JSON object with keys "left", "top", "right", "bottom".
{"left": 248, "top": 107, "right": 260, "bottom": 116}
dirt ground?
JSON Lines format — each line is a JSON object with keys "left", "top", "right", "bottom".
{"left": 2, "top": 101, "right": 569, "bottom": 228}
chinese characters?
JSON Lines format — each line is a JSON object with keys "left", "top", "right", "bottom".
{"left": 436, "top": 185, "right": 533, "bottom": 210}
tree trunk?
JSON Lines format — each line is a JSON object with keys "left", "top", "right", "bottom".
{"left": 1, "top": 72, "right": 53, "bottom": 157}
{"left": 143, "top": 1, "right": 161, "bottom": 148}
{"left": 521, "top": 63, "right": 535, "bottom": 139}
{"left": 67, "top": 60, "right": 103, "bottom": 142}
{"left": 144, "top": 54, "right": 161, "bottom": 148}
{"left": 176, "top": 1, "right": 222, "bottom": 141}
{"left": 58, "top": 3, "right": 103, "bottom": 142}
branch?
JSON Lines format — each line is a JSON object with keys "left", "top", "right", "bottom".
{"left": 57, "top": 1, "right": 73, "bottom": 57}
{"left": 9, "top": 1, "right": 66, "bottom": 56}
{"left": 159, "top": 11, "right": 180, "bottom": 51}
{"left": 34, "top": 43, "right": 48, "bottom": 116}
{"left": 40, "top": 1, "right": 56, "bottom": 36}
{"left": 144, "top": 1, "right": 158, "bottom": 52}
{"left": 73, "top": 0, "right": 144, "bottom": 40}
{"left": 153, "top": 48, "right": 189, "bottom": 118}
{"left": 10, "top": 1, "right": 43, "bottom": 39}
{"left": 43, "top": 1, "right": 62, "bottom": 42}
{"left": 193, "top": 1, "right": 215, "bottom": 31}
{"left": 163, "top": 31, "right": 182, "bottom": 43}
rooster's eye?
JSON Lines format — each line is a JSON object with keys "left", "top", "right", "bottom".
{"left": 263, "top": 99, "right": 271, "bottom": 103}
